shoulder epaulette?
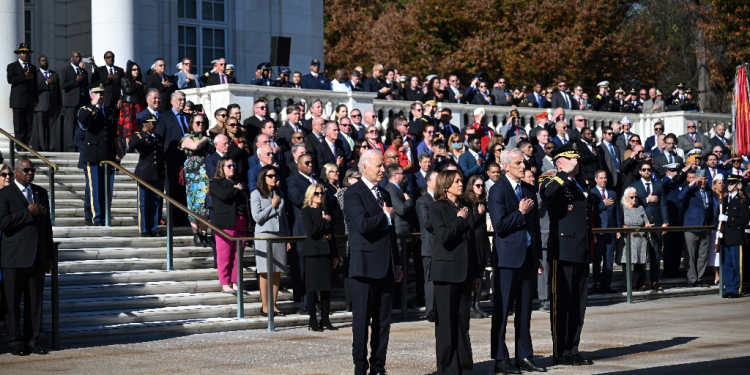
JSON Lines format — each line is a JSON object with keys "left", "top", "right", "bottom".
{"left": 596, "top": 94, "right": 602, "bottom": 99}
{"left": 540, "top": 171, "right": 564, "bottom": 187}
{"left": 136, "top": 132, "right": 143, "bottom": 139}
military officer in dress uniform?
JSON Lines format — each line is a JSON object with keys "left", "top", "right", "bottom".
{"left": 590, "top": 81, "right": 613, "bottom": 112}
{"left": 718, "top": 174, "right": 749, "bottom": 298}
{"left": 539, "top": 142, "right": 595, "bottom": 367}
{"left": 683, "top": 88, "right": 699, "bottom": 111}
{"left": 75, "top": 83, "right": 119, "bottom": 226}
{"left": 128, "top": 116, "right": 164, "bottom": 237}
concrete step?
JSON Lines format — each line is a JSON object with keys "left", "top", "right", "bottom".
{"left": 57, "top": 256, "right": 253, "bottom": 273}
{"left": 47, "top": 268, "right": 241, "bottom": 287}
{"left": 35, "top": 174, "right": 135, "bottom": 183}
{"left": 55, "top": 198, "right": 152, "bottom": 208}
{"left": 53, "top": 207, "right": 140, "bottom": 218}
{"left": 48, "top": 182, "right": 140, "bottom": 192}
{"left": 58, "top": 246, "right": 215, "bottom": 261}
{"left": 53, "top": 190, "right": 138, "bottom": 199}
{"left": 53, "top": 216, "right": 141, "bottom": 227}
{"left": 53, "top": 226, "right": 193, "bottom": 238}
{"left": 56, "top": 236, "right": 198, "bottom": 249}
{"left": 48, "top": 278, "right": 260, "bottom": 300}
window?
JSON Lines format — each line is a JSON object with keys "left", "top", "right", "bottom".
{"left": 177, "top": 0, "right": 228, "bottom": 75}
{"left": 24, "top": 10, "right": 32, "bottom": 46}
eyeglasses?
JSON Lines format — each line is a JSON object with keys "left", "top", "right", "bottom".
{"left": 641, "top": 169, "right": 652, "bottom": 172}
{"left": 21, "top": 168, "right": 36, "bottom": 173}
{"left": 0, "top": 172, "right": 8, "bottom": 178}
{"left": 479, "top": 85, "right": 487, "bottom": 88}
{"left": 339, "top": 123, "right": 350, "bottom": 127}
{"left": 714, "top": 150, "right": 723, "bottom": 154}
{"left": 104, "top": 55, "right": 114, "bottom": 59}
{"left": 369, "top": 115, "right": 377, "bottom": 118}
{"left": 654, "top": 128, "right": 664, "bottom": 131}
{"left": 732, "top": 159, "right": 742, "bottom": 163}
{"left": 576, "top": 119, "right": 586, "bottom": 122}
{"left": 266, "top": 174, "right": 277, "bottom": 179}
{"left": 558, "top": 84, "right": 566, "bottom": 88}
{"left": 351, "top": 114, "right": 361, "bottom": 118}
{"left": 629, "top": 139, "right": 640, "bottom": 143}
{"left": 545, "top": 146, "right": 555, "bottom": 150}
{"left": 330, "top": 170, "right": 339, "bottom": 174}
{"left": 561, "top": 126, "right": 568, "bottom": 129}
{"left": 194, "top": 121, "right": 206, "bottom": 125}
{"left": 218, "top": 114, "right": 227, "bottom": 118}
{"left": 414, "top": 108, "right": 423, "bottom": 112}
{"left": 627, "top": 196, "right": 636, "bottom": 199}
{"left": 256, "top": 106, "right": 266, "bottom": 110}
{"left": 313, "top": 191, "right": 324, "bottom": 196}
{"left": 474, "top": 184, "right": 484, "bottom": 188}
{"left": 358, "top": 145, "right": 368, "bottom": 149}
{"left": 368, "top": 130, "right": 378, "bottom": 134}
{"left": 226, "top": 124, "right": 238, "bottom": 127}
{"left": 687, "top": 125, "right": 696, "bottom": 129}
{"left": 498, "top": 81, "right": 506, "bottom": 84}
{"left": 604, "top": 132, "right": 613, "bottom": 136}
{"left": 425, "top": 131, "right": 434, "bottom": 134}
{"left": 132, "top": 68, "right": 140, "bottom": 71}
{"left": 303, "top": 161, "right": 313, "bottom": 165}
{"left": 293, "top": 136, "right": 304, "bottom": 140}
{"left": 225, "top": 164, "right": 236, "bottom": 169}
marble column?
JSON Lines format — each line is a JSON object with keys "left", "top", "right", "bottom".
{"left": 91, "top": 0, "right": 135, "bottom": 66}
{"left": 0, "top": 0, "right": 24, "bottom": 141}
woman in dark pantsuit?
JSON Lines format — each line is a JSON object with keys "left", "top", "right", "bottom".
{"left": 464, "top": 174, "right": 491, "bottom": 319}
{"left": 301, "top": 183, "right": 339, "bottom": 332}
{"left": 429, "top": 170, "right": 482, "bottom": 375}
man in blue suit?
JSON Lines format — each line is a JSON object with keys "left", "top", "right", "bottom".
{"left": 344, "top": 150, "right": 402, "bottom": 375}
{"left": 299, "top": 59, "right": 330, "bottom": 90}
{"left": 704, "top": 153, "right": 727, "bottom": 187}
{"left": 679, "top": 169, "right": 713, "bottom": 287}
{"left": 175, "top": 58, "right": 204, "bottom": 89}
{"left": 527, "top": 82, "right": 548, "bottom": 108}
{"left": 591, "top": 171, "right": 621, "bottom": 293}
{"left": 488, "top": 148, "right": 546, "bottom": 374}
{"left": 413, "top": 152, "right": 432, "bottom": 192}
{"left": 459, "top": 134, "right": 485, "bottom": 180}
{"left": 630, "top": 161, "right": 669, "bottom": 290}
{"left": 661, "top": 165, "right": 687, "bottom": 278}
{"left": 154, "top": 91, "right": 189, "bottom": 225}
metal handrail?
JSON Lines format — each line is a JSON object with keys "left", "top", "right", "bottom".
{"left": 0, "top": 128, "right": 58, "bottom": 225}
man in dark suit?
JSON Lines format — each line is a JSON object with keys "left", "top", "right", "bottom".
{"left": 33, "top": 55, "right": 61, "bottom": 151}
{"left": 0, "top": 158, "right": 54, "bottom": 356}
{"left": 459, "top": 134, "right": 484, "bottom": 180}
{"left": 304, "top": 117, "right": 326, "bottom": 173}
{"left": 90, "top": 51, "right": 124, "bottom": 119}
{"left": 128, "top": 116, "right": 164, "bottom": 237}
{"left": 437, "top": 109, "right": 461, "bottom": 141}
{"left": 7, "top": 43, "right": 38, "bottom": 150}
{"left": 653, "top": 134, "right": 684, "bottom": 178}
{"left": 59, "top": 50, "right": 89, "bottom": 152}
{"left": 488, "top": 148, "right": 546, "bottom": 374}
{"left": 644, "top": 122, "right": 665, "bottom": 151}
{"left": 284, "top": 154, "right": 320, "bottom": 313}
{"left": 145, "top": 58, "right": 175, "bottom": 112}
{"left": 679, "top": 169, "right": 713, "bottom": 287}
{"left": 539, "top": 142, "right": 596, "bottom": 367}
{"left": 154, "top": 91, "right": 189, "bottom": 225}
{"left": 204, "top": 58, "right": 237, "bottom": 86}
{"left": 591, "top": 171, "right": 621, "bottom": 293}
{"left": 74, "top": 84, "right": 119, "bottom": 226}
{"left": 550, "top": 81, "right": 578, "bottom": 110}
{"left": 577, "top": 129, "right": 599, "bottom": 186}
{"left": 415, "top": 171, "right": 437, "bottom": 321}
{"left": 661, "top": 166, "right": 687, "bottom": 278}
{"left": 413, "top": 152, "right": 432, "bottom": 192}
{"left": 241, "top": 98, "right": 268, "bottom": 143}
{"left": 315, "top": 122, "right": 346, "bottom": 174}
{"left": 709, "top": 123, "right": 731, "bottom": 159}
{"left": 527, "top": 82, "right": 548, "bottom": 108}
{"left": 277, "top": 105, "right": 308, "bottom": 144}
{"left": 344, "top": 150, "right": 403, "bottom": 375}
{"left": 445, "top": 74, "right": 464, "bottom": 103}
{"left": 300, "top": 59, "right": 330, "bottom": 90}
{"left": 597, "top": 126, "right": 624, "bottom": 194}
{"left": 632, "top": 161, "right": 669, "bottom": 290}
{"left": 337, "top": 117, "right": 356, "bottom": 164}
{"left": 282, "top": 143, "right": 307, "bottom": 181}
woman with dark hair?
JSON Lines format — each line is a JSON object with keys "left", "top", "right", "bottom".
{"left": 463, "top": 174, "right": 491, "bottom": 319}
{"left": 119, "top": 61, "right": 145, "bottom": 146}
{"left": 424, "top": 77, "right": 445, "bottom": 102}
{"left": 334, "top": 104, "right": 348, "bottom": 123}
{"left": 404, "top": 75, "right": 425, "bottom": 102}
{"left": 385, "top": 128, "right": 413, "bottom": 172}
{"left": 486, "top": 142, "right": 505, "bottom": 165}
{"left": 301, "top": 183, "right": 339, "bottom": 331}
{"left": 251, "top": 165, "right": 290, "bottom": 317}
{"left": 180, "top": 113, "right": 214, "bottom": 247}
{"left": 623, "top": 134, "right": 642, "bottom": 159}
{"left": 209, "top": 157, "right": 250, "bottom": 294}
{"left": 209, "top": 107, "right": 228, "bottom": 140}
{"left": 428, "top": 170, "right": 482, "bottom": 374}
{"left": 352, "top": 138, "right": 369, "bottom": 167}
{"left": 336, "top": 167, "right": 361, "bottom": 311}
{"left": 223, "top": 117, "right": 250, "bottom": 180}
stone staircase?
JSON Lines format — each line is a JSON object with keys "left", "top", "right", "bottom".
{"left": 2, "top": 151, "right": 726, "bottom": 346}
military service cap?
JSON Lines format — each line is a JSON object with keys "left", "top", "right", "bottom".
{"left": 727, "top": 174, "right": 743, "bottom": 184}
{"left": 551, "top": 142, "right": 580, "bottom": 160}
{"left": 677, "top": 82, "right": 685, "bottom": 89}
{"left": 89, "top": 83, "right": 105, "bottom": 93}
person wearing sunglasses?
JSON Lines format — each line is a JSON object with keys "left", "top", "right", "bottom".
{"left": 209, "top": 157, "right": 250, "bottom": 295}
{"left": 90, "top": 51, "right": 124, "bottom": 122}
{"left": 204, "top": 57, "right": 236, "bottom": 86}
{"left": 709, "top": 123, "right": 732, "bottom": 162}
{"left": 144, "top": 57, "right": 175, "bottom": 112}
{"left": 180, "top": 113, "right": 214, "bottom": 247}
{"left": 471, "top": 80, "right": 493, "bottom": 105}
{"left": 618, "top": 186, "right": 655, "bottom": 292}
{"left": 208, "top": 107, "right": 228, "bottom": 140}
{"left": 676, "top": 120, "right": 710, "bottom": 154}
{"left": 463, "top": 174, "right": 491, "bottom": 319}
{"left": 117, "top": 61, "right": 144, "bottom": 147}
{"left": 629, "top": 160, "right": 668, "bottom": 291}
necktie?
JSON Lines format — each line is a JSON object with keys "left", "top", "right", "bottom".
{"left": 23, "top": 63, "right": 28, "bottom": 72}
{"left": 318, "top": 134, "right": 324, "bottom": 143}
{"left": 332, "top": 144, "right": 337, "bottom": 158}
{"left": 700, "top": 189, "right": 708, "bottom": 209}
{"left": 374, "top": 186, "right": 385, "bottom": 206}
{"left": 99, "top": 106, "right": 105, "bottom": 117}
{"left": 645, "top": 182, "right": 651, "bottom": 195}
{"left": 690, "top": 134, "right": 696, "bottom": 142}
{"left": 562, "top": 136, "right": 567, "bottom": 145}
{"left": 179, "top": 114, "right": 187, "bottom": 134}
{"left": 446, "top": 125, "right": 453, "bottom": 135}
{"left": 308, "top": 174, "right": 315, "bottom": 184}
{"left": 25, "top": 187, "right": 33, "bottom": 205}
{"left": 578, "top": 98, "right": 582, "bottom": 108}
{"left": 601, "top": 188, "right": 606, "bottom": 200}
{"left": 667, "top": 153, "right": 673, "bottom": 164}
{"left": 75, "top": 67, "right": 80, "bottom": 75}
{"left": 515, "top": 184, "right": 532, "bottom": 248}
{"left": 564, "top": 93, "right": 570, "bottom": 109}
{"left": 221, "top": 74, "right": 226, "bottom": 84}
{"left": 608, "top": 143, "right": 620, "bottom": 172}
{"left": 44, "top": 71, "right": 48, "bottom": 80}
{"left": 109, "top": 67, "right": 114, "bottom": 75}
{"left": 711, "top": 169, "right": 715, "bottom": 178}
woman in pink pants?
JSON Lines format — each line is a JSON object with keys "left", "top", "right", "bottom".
{"left": 209, "top": 157, "right": 250, "bottom": 294}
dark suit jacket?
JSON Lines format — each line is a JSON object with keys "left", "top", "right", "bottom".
{"left": 719, "top": 194, "right": 750, "bottom": 246}
{"left": 577, "top": 140, "right": 598, "bottom": 181}
{"left": 446, "top": 86, "right": 463, "bottom": 103}
{"left": 487, "top": 177, "right": 542, "bottom": 268}
{"left": 300, "top": 73, "right": 330, "bottom": 90}
{"left": 34, "top": 69, "right": 61, "bottom": 112}
{"left": 343, "top": 180, "right": 401, "bottom": 279}
{"left": 145, "top": 73, "right": 176, "bottom": 112}
{"left": 631, "top": 179, "right": 669, "bottom": 226}
{"left": 59, "top": 64, "right": 89, "bottom": 107}
{"left": 91, "top": 65, "right": 124, "bottom": 107}
{"left": 154, "top": 109, "right": 187, "bottom": 168}
{"left": 209, "top": 178, "right": 250, "bottom": 229}
{"left": 653, "top": 152, "right": 683, "bottom": 178}
{"left": 591, "top": 187, "right": 621, "bottom": 229}
{"left": 662, "top": 175, "right": 685, "bottom": 225}
{"left": 527, "top": 92, "right": 548, "bottom": 108}
{"left": 597, "top": 141, "right": 624, "bottom": 190}
{"left": 550, "top": 91, "right": 579, "bottom": 110}
{"left": 709, "top": 136, "right": 731, "bottom": 160}
{"left": 416, "top": 192, "right": 435, "bottom": 256}
{"left": 204, "top": 151, "right": 223, "bottom": 180}
{"left": 383, "top": 182, "right": 414, "bottom": 234}
{"left": 0, "top": 183, "right": 54, "bottom": 268}
{"left": 428, "top": 199, "right": 481, "bottom": 283}
{"left": 644, "top": 135, "right": 657, "bottom": 151}
{"left": 7, "top": 61, "right": 38, "bottom": 108}
{"left": 458, "top": 151, "right": 483, "bottom": 179}
{"left": 679, "top": 184, "right": 713, "bottom": 230}
{"left": 472, "top": 93, "right": 493, "bottom": 105}
{"left": 285, "top": 172, "right": 318, "bottom": 236}
{"left": 315, "top": 139, "right": 344, "bottom": 168}
{"left": 205, "top": 72, "right": 237, "bottom": 86}
{"left": 278, "top": 122, "right": 308, "bottom": 144}
{"left": 414, "top": 170, "right": 427, "bottom": 191}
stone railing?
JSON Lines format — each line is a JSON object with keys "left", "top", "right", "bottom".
{"left": 182, "top": 84, "right": 732, "bottom": 142}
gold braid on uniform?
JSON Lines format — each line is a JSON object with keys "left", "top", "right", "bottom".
{"left": 539, "top": 171, "right": 564, "bottom": 187}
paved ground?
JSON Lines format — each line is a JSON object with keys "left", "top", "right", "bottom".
{"left": 1, "top": 294, "right": 749, "bottom": 374}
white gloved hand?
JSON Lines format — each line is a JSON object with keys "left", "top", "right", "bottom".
{"left": 717, "top": 232, "right": 724, "bottom": 238}
{"left": 718, "top": 214, "right": 728, "bottom": 222}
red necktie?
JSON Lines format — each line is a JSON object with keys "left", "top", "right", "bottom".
{"left": 601, "top": 188, "right": 606, "bottom": 200}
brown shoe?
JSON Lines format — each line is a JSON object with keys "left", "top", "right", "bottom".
{"left": 652, "top": 282, "right": 663, "bottom": 291}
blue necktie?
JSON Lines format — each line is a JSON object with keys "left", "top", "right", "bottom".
{"left": 179, "top": 114, "right": 187, "bottom": 134}
{"left": 515, "top": 184, "right": 532, "bottom": 248}
{"left": 608, "top": 143, "right": 620, "bottom": 172}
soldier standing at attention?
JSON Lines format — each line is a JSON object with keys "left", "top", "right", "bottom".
{"left": 75, "top": 83, "right": 119, "bottom": 226}
{"left": 539, "top": 142, "right": 595, "bottom": 367}
{"left": 718, "top": 174, "right": 749, "bottom": 298}
{"left": 128, "top": 116, "right": 164, "bottom": 237}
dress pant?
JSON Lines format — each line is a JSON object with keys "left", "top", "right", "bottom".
{"left": 536, "top": 249, "right": 549, "bottom": 302}
{"left": 648, "top": 232, "right": 663, "bottom": 283}
{"left": 593, "top": 233, "right": 616, "bottom": 289}
{"left": 631, "top": 264, "right": 647, "bottom": 289}
{"left": 2, "top": 255, "right": 45, "bottom": 348}
{"left": 491, "top": 253, "right": 535, "bottom": 361}
{"left": 350, "top": 269, "right": 394, "bottom": 375}
{"left": 662, "top": 231, "right": 684, "bottom": 277}
{"left": 422, "top": 256, "right": 435, "bottom": 314}
{"left": 84, "top": 163, "right": 114, "bottom": 224}
{"left": 12, "top": 107, "right": 34, "bottom": 147}
{"left": 722, "top": 245, "right": 742, "bottom": 294}
{"left": 215, "top": 215, "right": 247, "bottom": 285}
{"left": 393, "top": 239, "right": 424, "bottom": 308}
{"left": 63, "top": 105, "right": 83, "bottom": 152}
{"left": 549, "top": 259, "right": 588, "bottom": 359}
{"left": 33, "top": 109, "right": 59, "bottom": 151}
{"left": 164, "top": 165, "right": 189, "bottom": 225}
{"left": 138, "top": 179, "right": 163, "bottom": 233}
{"left": 684, "top": 231, "right": 709, "bottom": 284}
{"left": 289, "top": 243, "right": 307, "bottom": 308}
{"left": 434, "top": 278, "right": 473, "bottom": 375}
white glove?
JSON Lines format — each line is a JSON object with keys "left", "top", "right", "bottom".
{"left": 718, "top": 214, "right": 728, "bottom": 222}
{"left": 717, "top": 232, "right": 724, "bottom": 238}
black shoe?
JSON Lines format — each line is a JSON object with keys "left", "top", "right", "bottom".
{"left": 193, "top": 233, "right": 202, "bottom": 247}
{"left": 602, "top": 287, "right": 618, "bottom": 294}
{"left": 149, "top": 231, "right": 160, "bottom": 237}
{"left": 321, "top": 318, "right": 338, "bottom": 330}
{"left": 516, "top": 357, "right": 547, "bottom": 372}
{"left": 94, "top": 221, "right": 104, "bottom": 226}
{"left": 200, "top": 232, "right": 210, "bottom": 247}
{"left": 27, "top": 344, "right": 49, "bottom": 355}
{"left": 539, "top": 303, "right": 550, "bottom": 312}
{"left": 727, "top": 293, "right": 740, "bottom": 299}
{"left": 553, "top": 355, "right": 580, "bottom": 366}
{"left": 10, "top": 346, "right": 29, "bottom": 356}
{"left": 272, "top": 310, "right": 286, "bottom": 317}
{"left": 470, "top": 305, "right": 485, "bottom": 319}
{"left": 141, "top": 233, "right": 150, "bottom": 237}
{"left": 308, "top": 317, "right": 323, "bottom": 332}
{"left": 572, "top": 354, "right": 594, "bottom": 365}
{"left": 426, "top": 311, "right": 436, "bottom": 322}
{"left": 494, "top": 359, "right": 521, "bottom": 374}
{"left": 85, "top": 219, "right": 94, "bottom": 227}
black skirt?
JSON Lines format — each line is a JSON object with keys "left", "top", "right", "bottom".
{"left": 305, "top": 253, "right": 335, "bottom": 292}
